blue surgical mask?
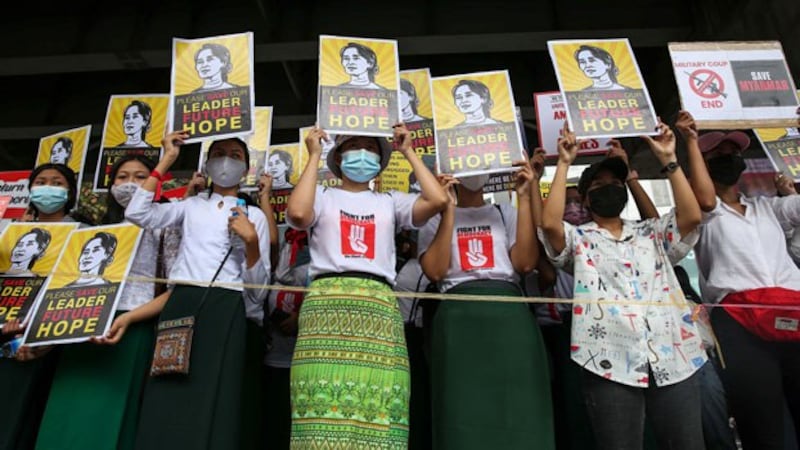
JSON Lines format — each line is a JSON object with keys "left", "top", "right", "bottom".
{"left": 30, "top": 185, "right": 69, "bottom": 214}
{"left": 340, "top": 149, "right": 381, "bottom": 183}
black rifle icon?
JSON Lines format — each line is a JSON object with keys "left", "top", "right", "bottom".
{"left": 685, "top": 71, "right": 728, "bottom": 98}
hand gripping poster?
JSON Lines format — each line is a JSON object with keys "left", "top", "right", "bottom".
{"left": 35, "top": 125, "right": 92, "bottom": 203}
{"left": 534, "top": 91, "right": 612, "bottom": 157}
{"left": 669, "top": 41, "right": 799, "bottom": 129}
{"left": 378, "top": 68, "right": 437, "bottom": 193}
{"left": 432, "top": 70, "right": 525, "bottom": 178}
{"left": 170, "top": 32, "right": 255, "bottom": 143}
{"left": 199, "top": 106, "right": 273, "bottom": 192}
{"left": 547, "top": 39, "right": 659, "bottom": 140}
{"left": 267, "top": 142, "right": 303, "bottom": 225}
{"left": 94, "top": 94, "right": 169, "bottom": 191}
{"left": 300, "top": 126, "right": 342, "bottom": 188}
{"left": 317, "top": 35, "right": 400, "bottom": 137}
{"left": 22, "top": 224, "right": 142, "bottom": 346}
{"left": 0, "top": 222, "right": 78, "bottom": 328}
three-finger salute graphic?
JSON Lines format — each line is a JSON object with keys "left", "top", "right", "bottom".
{"left": 466, "top": 238, "right": 489, "bottom": 267}
{"left": 457, "top": 226, "right": 494, "bottom": 271}
{"left": 340, "top": 211, "right": 376, "bottom": 259}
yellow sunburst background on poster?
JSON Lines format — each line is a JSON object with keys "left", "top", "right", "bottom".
{"left": 268, "top": 143, "right": 303, "bottom": 185}
{"left": 0, "top": 223, "right": 78, "bottom": 275}
{"left": 173, "top": 33, "right": 252, "bottom": 96}
{"left": 433, "top": 71, "right": 517, "bottom": 130}
{"left": 36, "top": 125, "right": 91, "bottom": 174}
{"left": 102, "top": 95, "right": 169, "bottom": 148}
{"left": 551, "top": 39, "right": 643, "bottom": 92}
{"left": 319, "top": 36, "right": 398, "bottom": 90}
{"left": 401, "top": 68, "right": 434, "bottom": 118}
{"left": 49, "top": 224, "right": 141, "bottom": 289}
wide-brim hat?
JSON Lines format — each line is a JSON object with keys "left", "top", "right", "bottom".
{"left": 698, "top": 131, "right": 750, "bottom": 154}
{"left": 577, "top": 157, "right": 629, "bottom": 198}
{"left": 326, "top": 135, "right": 393, "bottom": 179}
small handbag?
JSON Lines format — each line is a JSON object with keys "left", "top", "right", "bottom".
{"left": 722, "top": 287, "right": 800, "bottom": 342}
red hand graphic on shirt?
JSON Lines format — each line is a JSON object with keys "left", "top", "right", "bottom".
{"left": 457, "top": 228, "right": 494, "bottom": 271}
{"left": 340, "top": 212, "right": 376, "bottom": 259}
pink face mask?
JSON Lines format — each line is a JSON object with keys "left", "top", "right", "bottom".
{"left": 563, "top": 202, "right": 591, "bottom": 225}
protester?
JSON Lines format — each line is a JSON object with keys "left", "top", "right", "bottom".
{"left": 285, "top": 123, "right": 448, "bottom": 448}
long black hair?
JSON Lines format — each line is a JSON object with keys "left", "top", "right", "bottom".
{"left": 27, "top": 163, "right": 78, "bottom": 216}
{"left": 101, "top": 154, "right": 156, "bottom": 225}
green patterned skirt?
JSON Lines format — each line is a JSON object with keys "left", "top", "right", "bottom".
{"left": 290, "top": 277, "right": 410, "bottom": 449}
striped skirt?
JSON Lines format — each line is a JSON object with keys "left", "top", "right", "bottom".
{"left": 290, "top": 277, "right": 410, "bottom": 449}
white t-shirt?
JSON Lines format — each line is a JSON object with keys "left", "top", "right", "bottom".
{"left": 418, "top": 204, "right": 518, "bottom": 292}
{"left": 286, "top": 186, "right": 419, "bottom": 284}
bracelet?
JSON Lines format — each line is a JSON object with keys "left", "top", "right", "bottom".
{"left": 626, "top": 169, "right": 639, "bottom": 183}
{"left": 150, "top": 169, "right": 164, "bottom": 181}
{"left": 660, "top": 161, "right": 680, "bottom": 175}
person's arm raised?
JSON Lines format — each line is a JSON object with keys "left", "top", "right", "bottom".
{"left": 607, "top": 139, "right": 659, "bottom": 219}
{"left": 419, "top": 175, "right": 458, "bottom": 282}
{"left": 676, "top": 110, "right": 716, "bottom": 212}
{"left": 510, "top": 159, "right": 539, "bottom": 273}
{"left": 641, "top": 121, "right": 701, "bottom": 237}
{"left": 286, "top": 128, "right": 326, "bottom": 229}
{"left": 541, "top": 124, "right": 578, "bottom": 255}
{"left": 396, "top": 123, "right": 449, "bottom": 226}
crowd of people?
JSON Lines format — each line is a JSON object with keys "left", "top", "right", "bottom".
{"left": 0, "top": 42, "right": 799, "bottom": 450}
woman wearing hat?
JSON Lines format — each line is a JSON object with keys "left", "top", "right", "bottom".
{"left": 679, "top": 109, "right": 800, "bottom": 450}
{"left": 540, "top": 122, "right": 706, "bottom": 450}
{"left": 286, "top": 123, "right": 448, "bottom": 448}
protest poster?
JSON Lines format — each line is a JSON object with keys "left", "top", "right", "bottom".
{"left": 94, "top": 94, "right": 169, "bottom": 191}
{"left": 0, "top": 223, "right": 78, "bottom": 328}
{"left": 35, "top": 126, "right": 91, "bottom": 203}
{"left": 669, "top": 41, "right": 799, "bottom": 129}
{"left": 199, "top": 106, "right": 273, "bottom": 192}
{"left": 0, "top": 171, "right": 32, "bottom": 219}
{"left": 170, "top": 32, "right": 255, "bottom": 143}
{"left": 737, "top": 157, "right": 780, "bottom": 197}
{"left": 378, "top": 68, "right": 437, "bottom": 193}
{"left": 22, "top": 224, "right": 142, "bottom": 346}
{"left": 547, "top": 39, "right": 658, "bottom": 140}
{"left": 0, "top": 197, "right": 10, "bottom": 219}
{"left": 754, "top": 126, "right": 800, "bottom": 182}
{"left": 317, "top": 35, "right": 400, "bottom": 137}
{"left": 534, "top": 91, "right": 612, "bottom": 157}
{"left": 432, "top": 70, "right": 525, "bottom": 178}
{"left": 299, "top": 126, "right": 342, "bottom": 188}
{"left": 482, "top": 107, "right": 534, "bottom": 194}
{"left": 267, "top": 143, "right": 303, "bottom": 225}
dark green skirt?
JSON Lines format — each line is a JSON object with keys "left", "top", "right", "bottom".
{"left": 134, "top": 285, "right": 246, "bottom": 450}
{"left": 34, "top": 315, "right": 154, "bottom": 450}
{"left": 0, "top": 349, "right": 59, "bottom": 450}
{"left": 431, "top": 280, "right": 555, "bottom": 450}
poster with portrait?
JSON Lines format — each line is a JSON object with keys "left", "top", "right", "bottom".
{"left": 35, "top": 125, "right": 91, "bottom": 199}
{"left": 0, "top": 223, "right": 78, "bottom": 328}
{"left": 534, "top": 91, "right": 612, "bottom": 157}
{"left": 198, "top": 106, "right": 273, "bottom": 192}
{"left": 378, "top": 68, "right": 437, "bottom": 193}
{"left": 669, "top": 41, "right": 799, "bottom": 129}
{"left": 299, "top": 126, "right": 342, "bottom": 188}
{"left": 22, "top": 224, "right": 142, "bottom": 346}
{"left": 483, "top": 107, "right": 530, "bottom": 194}
{"left": 94, "top": 94, "right": 169, "bottom": 191}
{"left": 267, "top": 143, "right": 303, "bottom": 225}
{"left": 317, "top": 35, "right": 400, "bottom": 137}
{"left": 548, "top": 39, "right": 658, "bottom": 140}
{"left": 754, "top": 125, "right": 800, "bottom": 182}
{"left": 432, "top": 70, "right": 525, "bottom": 179}
{"left": 0, "top": 171, "right": 32, "bottom": 220}
{"left": 170, "top": 32, "right": 255, "bottom": 143}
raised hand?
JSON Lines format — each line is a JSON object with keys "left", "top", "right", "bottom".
{"left": 161, "top": 130, "right": 190, "bottom": 166}
{"left": 437, "top": 174, "right": 460, "bottom": 205}
{"left": 466, "top": 238, "right": 489, "bottom": 267}
{"left": 641, "top": 120, "right": 677, "bottom": 165}
{"left": 775, "top": 172, "right": 797, "bottom": 196}
{"left": 675, "top": 110, "right": 698, "bottom": 140}
{"left": 393, "top": 122, "right": 413, "bottom": 155}
{"left": 512, "top": 159, "right": 535, "bottom": 198}
{"left": 304, "top": 127, "right": 329, "bottom": 157}
{"left": 606, "top": 139, "right": 628, "bottom": 165}
{"left": 530, "top": 148, "right": 546, "bottom": 180}
{"left": 557, "top": 122, "right": 578, "bottom": 165}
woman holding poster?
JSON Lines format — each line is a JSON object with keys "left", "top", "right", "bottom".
{"left": 125, "top": 131, "right": 271, "bottom": 450}
{"left": 34, "top": 154, "right": 181, "bottom": 450}
{"left": 417, "top": 164, "right": 553, "bottom": 450}
{"left": 0, "top": 163, "right": 83, "bottom": 450}
{"left": 285, "top": 124, "right": 448, "bottom": 448}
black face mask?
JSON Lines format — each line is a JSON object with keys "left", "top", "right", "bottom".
{"left": 587, "top": 184, "right": 628, "bottom": 218}
{"left": 706, "top": 154, "right": 746, "bottom": 186}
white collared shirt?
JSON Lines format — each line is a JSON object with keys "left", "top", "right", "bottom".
{"left": 696, "top": 196, "right": 800, "bottom": 304}
{"left": 125, "top": 188, "right": 270, "bottom": 302}
{"left": 540, "top": 210, "right": 707, "bottom": 387}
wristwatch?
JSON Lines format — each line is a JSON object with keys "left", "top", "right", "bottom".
{"left": 660, "top": 161, "right": 679, "bottom": 175}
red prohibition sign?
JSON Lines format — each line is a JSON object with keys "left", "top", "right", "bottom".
{"left": 688, "top": 69, "right": 725, "bottom": 99}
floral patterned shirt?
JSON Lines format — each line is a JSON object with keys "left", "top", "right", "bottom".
{"left": 540, "top": 210, "right": 707, "bottom": 387}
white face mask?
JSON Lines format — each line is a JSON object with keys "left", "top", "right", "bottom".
{"left": 206, "top": 156, "right": 247, "bottom": 188}
{"left": 110, "top": 182, "right": 140, "bottom": 208}
{"left": 459, "top": 174, "right": 490, "bottom": 192}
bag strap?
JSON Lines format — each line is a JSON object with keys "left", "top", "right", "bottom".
{"left": 193, "top": 245, "right": 235, "bottom": 320}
